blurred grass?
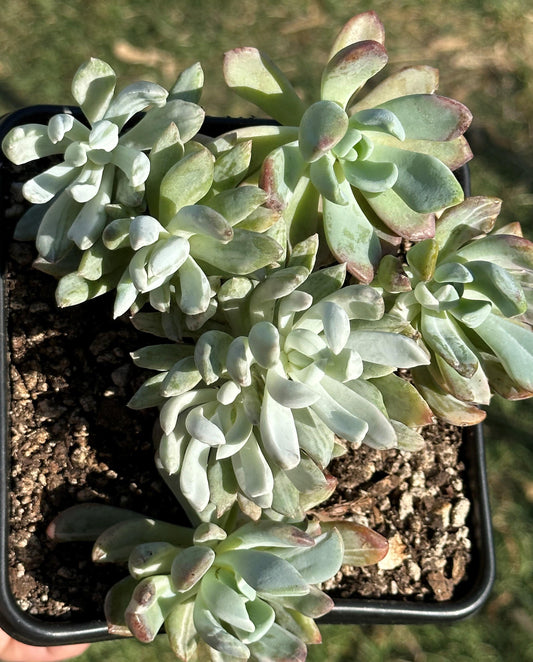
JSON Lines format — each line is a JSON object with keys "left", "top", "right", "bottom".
{"left": 1, "top": 1, "right": 532, "bottom": 660}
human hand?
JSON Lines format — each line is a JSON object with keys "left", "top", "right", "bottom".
{"left": 0, "top": 628, "right": 89, "bottom": 662}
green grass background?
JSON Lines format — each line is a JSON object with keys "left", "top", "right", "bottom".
{"left": 1, "top": 1, "right": 532, "bottom": 660}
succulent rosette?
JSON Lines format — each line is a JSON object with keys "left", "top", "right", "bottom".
{"left": 1, "top": 58, "right": 205, "bottom": 271}
{"left": 209, "top": 11, "right": 472, "bottom": 282}
{"left": 377, "top": 197, "right": 533, "bottom": 424}
{"left": 49, "top": 504, "right": 387, "bottom": 662}
{"left": 129, "top": 237, "right": 432, "bottom": 520}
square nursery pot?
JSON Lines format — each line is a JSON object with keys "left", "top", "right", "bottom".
{"left": 0, "top": 107, "right": 496, "bottom": 646}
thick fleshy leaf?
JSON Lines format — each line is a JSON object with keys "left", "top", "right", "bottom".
{"left": 248, "top": 322, "right": 280, "bottom": 368}
{"left": 169, "top": 205, "right": 233, "bottom": 243}
{"left": 104, "top": 576, "right": 137, "bottom": 636}
{"left": 319, "top": 521, "right": 389, "bottom": 566}
{"left": 47, "top": 503, "right": 144, "bottom": 542}
{"left": 159, "top": 146, "right": 215, "bottom": 225}
{"left": 185, "top": 405, "right": 225, "bottom": 447}
{"left": 276, "top": 585, "right": 334, "bottom": 619}
{"left": 194, "top": 330, "right": 233, "bottom": 384}
{"left": 169, "top": 62, "right": 204, "bottom": 103}
{"left": 170, "top": 545, "right": 215, "bottom": 592}
{"left": 350, "top": 107, "right": 405, "bottom": 141}
{"left": 127, "top": 373, "right": 166, "bottom": 409}
{"left": 221, "top": 522, "right": 314, "bottom": 552}
{"left": 298, "top": 100, "right": 349, "bottom": 163}
{"left": 352, "top": 65, "right": 439, "bottom": 110}
{"left": 23, "top": 163, "right": 78, "bottom": 204}
{"left": 165, "top": 599, "right": 198, "bottom": 661}
{"left": 266, "top": 365, "right": 319, "bottom": 408}
{"left": 465, "top": 261, "right": 527, "bottom": 317}
{"left": 249, "top": 266, "right": 309, "bottom": 324}
{"left": 249, "top": 622, "right": 307, "bottom": 662}
{"left": 2, "top": 123, "right": 71, "bottom": 164}
{"left": 370, "top": 143, "right": 464, "bottom": 213}
{"left": 235, "top": 598, "right": 275, "bottom": 644}
{"left": 231, "top": 433, "right": 274, "bottom": 505}
{"left": 180, "top": 437, "right": 211, "bottom": 512}
{"left": 71, "top": 58, "right": 116, "bottom": 124}
{"left": 209, "top": 186, "right": 268, "bottom": 227}
{"left": 35, "top": 190, "right": 80, "bottom": 261}
{"left": 68, "top": 166, "right": 114, "bottom": 249}
{"left": 329, "top": 11, "right": 385, "bottom": 58}
{"left": 223, "top": 47, "right": 306, "bottom": 125}
{"left": 217, "top": 549, "right": 309, "bottom": 597}
{"left": 189, "top": 228, "right": 283, "bottom": 276}
{"left": 323, "top": 179, "right": 381, "bottom": 283}
{"left": 260, "top": 388, "right": 300, "bottom": 470}
{"left": 121, "top": 99, "right": 204, "bottom": 150}
{"left": 129, "top": 215, "right": 164, "bottom": 249}
{"left": 177, "top": 256, "right": 212, "bottom": 315}
{"left": 433, "top": 353, "right": 491, "bottom": 405}
{"left": 406, "top": 238, "right": 439, "bottom": 281}
{"left": 162, "top": 356, "right": 202, "bottom": 397}
{"left": 372, "top": 133, "right": 473, "bottom": 170}
{"left": 434, "top": 196, "right": 502, "bottom": 255}
{"left": 474, "top": 314, "right": 533, "bottom": 392}
{"left": 128, "top": 541, "right": 181, "bottom": 579}
{"left": 449, "top": 298, "right": 492, "bottom": 328}
{"left": 310, "top": 387, "right": 368, "bottom": 443}
{"left": 433, "top": 261, "right": 473, "bottom": 284}
{"left": 321, "top": 40, "right": 388, "bottom": 109}
{"left": 420, "top": 309, "right": 479, "bottom": 377}
{"left": 281, "top": 530, "right": 343, "bottom": 584}
{"left": 69, "top": 161, "right": 105, "bottom": 202}
{"left": 457, "top": 234, "right": 533, "bottom": 272}
{"left": 103, "top": 80, "right": 168, "bottom": 128}
{"left": 193, "top": 593, "right": 250, "bottom": 659}
{"left": 159, "top": 389, "right": 216, "bottom": 435}
{"left": 199, "top": 568, "right": 253, "bottom": 632}
{"left": 309, "top": 152, "right": 346, "bottom": 205}
{"left": 371, "top": 373, "right": 434, "bottom": 427}
{"left": 212, "top": 141, "right": 252, "bottom": 191}
{"left": 378, "top": 95, "right": 472, "bottom": 141}
{"left": 343, "top": 158, "right": 398, "bottom": 193}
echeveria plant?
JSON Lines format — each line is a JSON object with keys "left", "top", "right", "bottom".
{"left": 3, "top": 9, "right": 533, "bottom": 662}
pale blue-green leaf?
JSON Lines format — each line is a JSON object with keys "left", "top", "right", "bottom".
{"left": 276, "top": 585, "right": 333, "bottom": 619}
{"left": 113, "top": 270, "right": 139, "bottom": 318}
{"left": 159, "top": 146, "right": 215, "bottom": 225}
{"left": 371, "top": 373, "right": 434, "bottom": 427}
{"left": 2, "top": 124, "right": 70, "bottom": 164}
{"left": 285, "top": 456, "right": 327, "bottom": 493}
{"left": 159, "top": 420, "right": 188, "bottom": 474}
{"left": 165, "top": 599, "right": 198, "bottom": 661}
{"left": 180, "top": 437, "right": 211, "bottom": 513}
{"left": 48, "top": 503, "right": 144, "bottom": 542}
{"left": 352, "top": 65, "right": 439, "bottom": 111}
{"left": 465, "top": 261, "right": 526, "bottom": 317}
{"left": 248, "top": 322, "right": 280, "bottom": 368}
{"left": 284, "top": 327, "right": 327, "bottom": 358}
{"left": 103, "top": 80, "right": 168, "bottom": 129}
{"left": 249, "top": 622, "right": 307, "bottom": 662}
{"left": 434, "top": 353, "right": 491, "bottom": 405}
{"left": 68, "top": 166, "right": 114, "bottom": 249}
{"left": 449, "top": 298, "right": 492, "bottom": 329}
{"left": 68, "top": 161, "right": 104, "bottom": 202}
{"left": 309, "top": 152, "right": 346, "bottom": 205}
{"left": 221, "top": 521, "right": 314, "bottom": 553}
{"left": 185, "top": 405, "right": 226, "bottom": 447}
{"left": 456, "top": 234, "right": 533, "bottom": 272}
{"left": 177, "top": 256, "right": 212, "bottom": 315}
{"left": 322, "top": 180, "right": 381, "bottom": 283}
{"left": 420, "top": 308, "right": 479, "bottom": 377}
{"left": 328, "top": 11, "right": 385, "bottom": 59}
{"left": 208, "top": 186, "right": 267, "bottom": 226}
{"left": 193, "top": 593, "right": 250, "bottom": 659}
{"left": 434, "top": 196, "right": 501, "bottom": 255}
{"left": 298, "top": 100, "right": 349, "bottom": 163}
{"left": 13, "top": 199, "right": 52, "bottom": 241}
{"left": 88, "top": 120, "right": 119, "bottom": 151}
{"left": 260, "top": 388, "right": 300, "bottom": 470}
{"left": 121, "top": 100, "right": 204, "bottom": 150}
{"left": 159, "top": 389, "right": 217, "bottom": 434}
{"left": 199, "top": 568, "right": 254, "bottom": 633}
{"left": 320, "top": 375, "right": 397, "bottom": 449}
{"left": 147, "top": 236, "right": 189, "bottom": 282}
{"left": 129, "top": 215, "right": 165, "bottom": 249}
{"left": 321, "top": 41, "right": 388, "bottom": 109}
{"left": 48, "top": 114, "right": 89, "bottom": 143}
{"left": 281, "top": 529, "right": 343, "bottom": 584}
{"left": 162, "top": 355, "right": 202, "bottom": 397}
{"left": 231, "top": 433, "right": 274, "bottom": 504}
{"left": 324, "top": 347, "right": 364, "bottom": 382}
{"left": 128, "top": 541, "right": 180, "bottom": 579}
{"left": 434, "top": 261, "right": 473, "bottom": 284}
{"left": 125, "top": 575, "right": 176, "bottom": 643}
{"left": 310, "top": 386, "right": 368, "bottom": 443}
{"left": 370, "top": 133, "right": 473, "bottom": 170}
{"left": 377, "top": 94, "right": 471, "bottom": 141}
{"left": 278, "top": 291, "right": 313, "bottom": 334}
{"left": 189, "top": 229, "right": 283, "bottom": 276}
{"left": 23, "top": 163, "right": 78, "bottom": 204}
{"left": 297, "top": 263, "right": 347, "bottom": 301}
{"left": 218, "top": 549, "right": 309, "bottom": 597}
{"left": 249, "top": 266, "right": 309, "bottom": 324}
{"left": 292, "top": 408, "right": 334, "bottom": 469}
{"left": 370, "top": 143, "right": 464, "bottom": 213}
{"left": 216, "top": 405, "right": 252, "bottom": 459}
{"left": 71, "top": 58, "right": 116, "bottom": 124}
{"left": 35, "top": 191, "right": 79, "bottom": 262}
{"left": 320, "top": 301, "right": 350, "bottom": 354}
{"left": 170, "top": 205, "right": 233, "bottom": 243}
{"left": 169, "top": 62, "right": 204, "bottom": 103}
{"left": 170, "top": 545, "right": 215, "bottom": 592}
{"left": 223, "top": 47, "right": 306, "bottom": 125}
{"left": 225, "top": 337, "right": 253, "bottom": 387}
{"left": 474, "top": 314, "right": 533, "bottom": 392}
{"left": 109, "top": 144, "right": 150, "bottom": 187}
{"left": 266, "top": 365, "right": 320, "bottom": 408}
{"left": 350, "top": 107, "right": 405, "bottom": 141}
{"left": 127, "top": 372, "right": 166, "bottom": 409}
{"left": 235, "top": 598, "right": 275, "bottom": 645}
{"left": 270, "top": 467, "right": 305, "bottom": 520}
{"left": 259, "top": 143, "right": 307, "bottom": 213}
{"left": 343, "top": 158, "right": 399, "bottom": 193}
{"left": 194, "top": 330, "right": 234, "bottom": 384}
{"left": 212, "top": 141, "right": 252, "bottom": 191}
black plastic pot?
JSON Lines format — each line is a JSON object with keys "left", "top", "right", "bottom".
{"left": 0, "top": 107, "right": 495, "bottom": 646}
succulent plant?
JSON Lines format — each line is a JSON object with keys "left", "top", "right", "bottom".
{"left": 128, "top": 236, "right": 432, "bottom": 521}
{"left": 209, "top": 10, "right": 472, "bottom": 282}
{"left": 1, "top": 57, "right": 205, "bottom": 274}
{"left": 376, "top": 197, "right": 533, "bottom": 424}
{"left": 49, "top": 504, "right": 387, "bottom": 662}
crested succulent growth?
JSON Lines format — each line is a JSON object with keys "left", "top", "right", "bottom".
{"left": 1, "top": 57, "right": 205, "bottom": 276}
{"left": 128, "top": 237, "right": 432, "bottom": 520}
{"left": 377, "top": 197, "right": 533, "bottom": 424}
{"left": 49, "top": 504, "right": 387, "bottom": 661}
{"left": 3, "top": 8, "right": 532, "bottom": 662}
{"left": 212, "top": 10, "right": 472, "bottom": 281}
